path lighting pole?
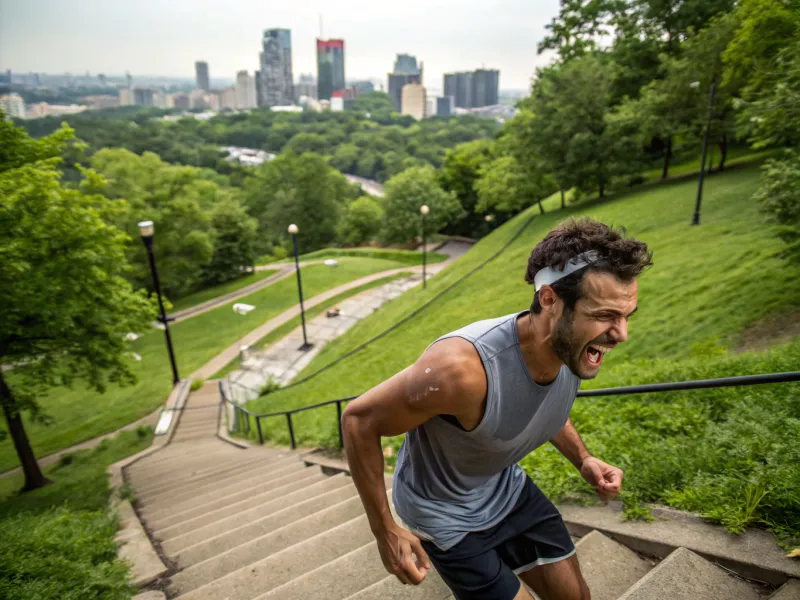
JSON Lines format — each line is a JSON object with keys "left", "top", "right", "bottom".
{"left": 420, "top": 205, "right": 430, "bottom": 289}
{"left": 138, "top": 220, "right": 180, "bottom": 385}
{"left": 691, "top": 79, "right": 717, "bottom": 226}
{"left": 288, "top": 224, "right": 312, "bottom": 351}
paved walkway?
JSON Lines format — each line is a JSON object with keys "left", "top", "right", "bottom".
{"left": 227, "top": 272, "right": 427, "bottom": 402}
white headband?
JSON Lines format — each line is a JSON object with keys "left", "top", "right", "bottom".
{"left": 533, "top": 251, "right": 600, "bottom": 292}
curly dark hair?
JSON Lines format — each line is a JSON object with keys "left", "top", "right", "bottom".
{"left": 526, "top": 218, "right": 653, "bottom": 314}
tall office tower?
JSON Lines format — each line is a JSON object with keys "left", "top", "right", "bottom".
{"left": 125, "top": 71, "right": 133, "bottom": 90}
{"left": 401, "top": 83, "right": 426, "bottom": 120}
{"left": 471, "top": 68, "right": 499, "bottom": 107}
{"left": 259, "top": 29, "right": 294, "bottom": 106}
{"left": 295, "top": 73, "right": 317, "bottom": 100}
{"left": 387, "top": 54, "right": 422, "bottom": 111}
{"left": 195, "top": 61, "right": 210, "bottom": 91}
{"left": 235, "top": 70, "right": 257, "bottom": 109}
{"left": 317, "top": 39, "right": 345, "bottom": 100}
{"left": 436, "top": 96, "right": 453, "bottom": 117}
{"left": 133, "top": 88, "right": 155, "bottom": 106}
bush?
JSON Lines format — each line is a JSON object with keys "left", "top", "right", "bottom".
{"left": 754, "top": 150, "right": 800, "bottom": 262}
{"left": 190, "top": 379, "right": 204, "bottom": 392}
{"left": 337, "top": 196, "right": 384, "bottom": 246}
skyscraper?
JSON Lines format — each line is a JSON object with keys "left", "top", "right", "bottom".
{"left": 317, "top": 39, "right": 345, "bottom": 101}
{"left": 443, "top": 69, "right": 499, "bottom": 109}
{"left": 295, "top": 73, "right": 317, "bottom": 100}
{"left": 235, "top": 71, "right": 257, "bottom": 109}
{"left": 388, "top": 54, "right": 423, "bottom": 112}
{"left": 195, "top": 61, "right": 210, "bottom": 92}
{"left": 259, "top": 29, "right": 294, "bottom": 106}
{"left": 401, "top": 83, "right": 426, "bottom": 120}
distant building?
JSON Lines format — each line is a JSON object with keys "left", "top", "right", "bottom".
{"left": 401, "top": 83, "right": 426, "bottom": 120}
{"left": 443, "top": 69, "right": 499, "bottom": 109}
{"left": 189, "top": 89, "right": 209, "bottom": 109}
{"left": 119, "top": 88, "right": 133, "bottom": 106}
{"left": 295, "top": 73, "right": 317, "bottom": 101}
{"left": 350, "top": 80, "right": 374, "bottom": 95}
{"left": 436, "top": 96, "right": 453, "bottom": 117}
{"left": 125, "top": 71, "right": 133, "bottom": 90}
{"left": 317, "top": 39, "right": 345, "bottom": 100}
{"left": 0, "top": 93, "right": 25, "bottom": 119}
{"left": 260, "top": 29, "right": 294, "bottom": 106}
{"left": 235, "top": 71, "right": 257, "bottom": 109}
{"left": 25, "top": 102, "right": 85, "bottom": 119}
{"left": 81, "top": 94, "right": 119, "bottom": 110}
{"left": 170, "top": 92, "right": 191, "bottom": 110}
{"left": 133, "top": 87, "right": 154, "bottom": 106}
{"left": 152, "top": 90, "right": 168, "bottom": 109}
{"left": 387, "top": 54, "right": 423, "bottom": 111}
{"left": 220, "top": 87, "right": 237, "bottom": 109}
{"left": 195, "top": 61, "right": 210, "bottom": 92}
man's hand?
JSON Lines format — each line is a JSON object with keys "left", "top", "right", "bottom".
{"left": 376, "top": 524, "right": 431, "bottom": 585}
{"left": 580, "top": 456, "right": 623, "bottom": 501}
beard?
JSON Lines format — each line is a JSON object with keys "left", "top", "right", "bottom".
{"left": 551, "top": 308, "right": 596, "bottom": 380}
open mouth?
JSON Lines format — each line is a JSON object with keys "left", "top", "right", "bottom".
{"left": 585, "top": 343, "right": 613, "bottom": 368}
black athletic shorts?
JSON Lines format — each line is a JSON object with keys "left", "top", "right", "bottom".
{"left": 420, "top": 476, "right": 575, "bottom": 600}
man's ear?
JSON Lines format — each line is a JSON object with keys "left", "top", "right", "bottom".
{"left": 538, "top": 285, "right": 558, "bottom": 311}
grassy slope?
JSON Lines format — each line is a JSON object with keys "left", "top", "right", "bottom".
{"left": 169, "top": 269, "right": 278, "bottom": 312}
{"left": 0, "top": 257, "right": 404, "bottom": 473}
{"left": 245, "top": 166, "right": 800, "bottom": 546}
{"left": 260, "top": 247, "right": 449, "bottom": 266}
{"left": 0, "top": 426, "right": 153, "bottom": 600}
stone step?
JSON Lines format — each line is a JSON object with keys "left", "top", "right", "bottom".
{"left": 159, "top": 474, "right": 354, "bottom": 552}
{"left": 255, "top": 541, "right": 386, "bottom": 600}
{"left": 134, "top": 452, "right": 273, "bottom": 496}
{"left": 155, "top": 468, "right": 330, "bottom": 540}
{"left": 174, "top": 514, "right": 376, "bottom": 600}
{"left": 343, "top": 572, "right": 452, "bottom": 600}
{"left": 576, "top": 530, "right": 655, "bottom": 600}
{"left": 127, "top": 442, "right": 239, "bottom": 472}
{"left": 170, "top": 429, "right": 218, "bottom": 442}
{"left": 168, "top": 494, "right": 369, "bottom": 594}
{"left": 136, "top": 454, "right": 298, "bottom": 507}
{"left": 618, "top": 547, "right": 763, "bottom": 600}
{"left": 166, "top": 479, "right": 360, "bottom": 561}
{"left": 147, "top": 467, "right": 324, "bottom": 531}
{"left": 173, "top": 420, "right": 218, "bottom": 434}
{"left": 770, "top": 580, "right": 800, "bottom": 600}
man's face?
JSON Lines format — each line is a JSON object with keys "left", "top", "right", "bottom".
{"left": 551, "top": 272, "right": 638, "bottom": 380}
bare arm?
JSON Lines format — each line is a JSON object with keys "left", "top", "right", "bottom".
{"left": 551, "top": 418, "right": 623, "bottom": 500}
{"left": 341, "top": 338, "right": 486, "bottom": 584}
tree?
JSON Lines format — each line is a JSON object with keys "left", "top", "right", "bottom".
{"left": 338, "top": 196, "right": 384, "bottom": 245}
{"left": 475, "top": 156, "right": 551, "bottom": 214}
{"left": 204, "top": 199, "right": 258, "bottom": 285}
{"left": 754, "top": 151, "right": 800, "bottom": 262}
{"left": 245, "top": 152, "right": 352, "bottom": 252}
{"left": 0, "top": 121, "right": 157, "bottom": 491}
{"left": 438, "top": 139, "right": 496, "bottom": 236}
{"left": 381, "top": 166, "right": 464, "bottom": 243}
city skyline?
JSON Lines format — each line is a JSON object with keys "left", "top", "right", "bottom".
{"left": 0, "top": 0, "right": 559, "bottom": 90}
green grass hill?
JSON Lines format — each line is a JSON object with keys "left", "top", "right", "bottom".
{"left": 245, "top": 165, "right": 800, "bottom": 548}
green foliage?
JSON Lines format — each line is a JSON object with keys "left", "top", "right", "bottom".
{"left": 204, "top": 198, "right": 258, "bottom": 285}
{"left": 169, "top": 268, "right": 278, "bottom": 313}
{"left": 754, "top": 150, "right": 800, "bottom": 261}
{"left": 245, "top": 152, "right": 353, "bottom": 253}
{"left": 0, "top": 427, "right": 153, "bottom": 599}
{"left": 190, "top": 379, "right": 204, "bottom": 392}
{"left": 381, "top": 166, "right": 464, "bottom": 243}
{"left": 438, "top": 139, "right": 497, "bottom": 237}
{"left": 338, "top": 196, "right": 384, "bottom": 245}
{"left": 476, "top": 156, "right": 543, "bottom": 213}
{"left": 283, "top": 247, "right": 448, "bottom": 266}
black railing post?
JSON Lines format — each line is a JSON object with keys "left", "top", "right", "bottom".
{"left": 336, "top": 400, "right": 344, "bottom": 449}
{"left": 286, "top": 413, "right": 296, "bottom": 449}
{"left": 255, "top": 416, "right": 264, "bottom": 445}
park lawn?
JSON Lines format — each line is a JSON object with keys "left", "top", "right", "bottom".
{"left": 0, "top": 426, "right": 153, "bottom": 600}
{"left": 244, "top": 165, "right": 800, "bottom": 547}
{"left": 169, "top": 268, "right": 279, "bottom": 312}
{"left": 259, "top": 247, "right": 449, "bottom": 267}
{"left": 641, "top": 146, "right": 776, "bottom": 182}
{"left": 211, "top": 271, "right": 413, "bottom": 380}
{"left": 0, "top": 257, "right": 405, "bottom": 473}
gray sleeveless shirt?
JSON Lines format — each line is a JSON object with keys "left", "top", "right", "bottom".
{"left": 392, "top": 311, "right": 580, "bottom": 551}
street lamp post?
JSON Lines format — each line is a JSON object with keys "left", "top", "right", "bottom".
{"left": 288, "top": 224, "right": 312, "bottom": 351}
{"left": 138, "top": 220, "right": 180, "bottom": 385}
{"left": 420, "top": 205, "right": 430, "bottom": 289}
{"left": 691, "top": 80, "right": 717, "bottom": 226}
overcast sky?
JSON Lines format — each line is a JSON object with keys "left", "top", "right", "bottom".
{"left": 0, "top": 0, "right": 559, "bottom": 90}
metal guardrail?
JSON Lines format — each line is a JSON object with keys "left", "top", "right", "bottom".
{"left": 219, "top": 371, "right": 800, "bottom": 450}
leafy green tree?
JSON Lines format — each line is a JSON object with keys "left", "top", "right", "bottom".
{"left": 0, "top": 121, "right": 157, "bottom": 491}
{"left": 475, "top": 156, "right": 548, "bottom": 213}
{"left": 438, "top": 139, "right": 496, "bottom": 236}
{"left": 284, "top": 132, "right": 330, "bottom": 155}
{"left": 245, "top": 152, "right": 351, "bottom": 252}
{"left": 88, "top": 149, "right": 216, "bottom": 299}
{"left": 337, "top": 196, "right": 384, "bottom": 245}
{"left": 204, "top": 199, "right": 258, "bottom": 285}
{"left": 754, "top": 151, "right": 800, "bottom": 262}
{"left": 352, "top": 91, "right": 396, "bottom": 118}
{"left": 381, "top": 166, "right": 464, "bottom": 243}
{"left": 329, "top": 143, "right": 361, "bottom": 173}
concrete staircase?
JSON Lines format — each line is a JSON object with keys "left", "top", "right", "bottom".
{"left": 125, "top": 382, "right": 797, "bottom": 600}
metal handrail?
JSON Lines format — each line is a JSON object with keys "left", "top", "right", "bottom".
{"left": 219, "top": 371, "right": 800, "bottom": 450}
